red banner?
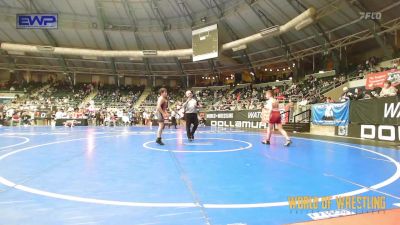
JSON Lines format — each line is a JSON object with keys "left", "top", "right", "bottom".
{"left": 365, "top": 69, "right": 400, "bottom": 90}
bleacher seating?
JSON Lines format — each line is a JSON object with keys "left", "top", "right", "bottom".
{"left": 1, "top": 59, "right": 395, "bottom": 127}
{"left": 93, "top": 84, "right": 144, "bottom": 110}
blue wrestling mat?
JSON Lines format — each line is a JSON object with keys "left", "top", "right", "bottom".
{"left": 0, "top": 126, "right": 399, "bottom": 225}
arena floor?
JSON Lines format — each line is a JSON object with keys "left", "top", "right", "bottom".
{"left": 0, "top": 126, "right": 399, "bottom": 225}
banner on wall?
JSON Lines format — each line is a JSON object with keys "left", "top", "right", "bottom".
{"left": 34, "top": 111, "right": 50, "bottom": 119}
{"left": 336, "top": 124, "right": 400, "bottom": 142}
{"left": 350, "top": 96, "right": 400, "bottom": 125}
{"left": 55, "top": 119, "right": 88, "bottom": 126}
{"left": 365, "top": 69, "right": 400, "bottom": 89}
{"left": 203, "top": 108, "right": 287, "bottom": 129}
{"left": 335, "top": 96, "right": 400, "bottom": 142}
{"left": 204, "top": 110, "right": 266, "bottom": 129}
{"left": 311, "top": 101, "right": 350, "bottom": 126}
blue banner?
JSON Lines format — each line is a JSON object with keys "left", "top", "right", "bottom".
{"left": 311, "top": 101, "right": 350, "bottom": 126}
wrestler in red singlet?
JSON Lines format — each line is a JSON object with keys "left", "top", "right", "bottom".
{"left": 262, "top": 90, "right": 292, "bottom": 146}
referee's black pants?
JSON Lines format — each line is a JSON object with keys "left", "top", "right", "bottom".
{"left": 185, "top": 113, "right": 199, "bottom": 139}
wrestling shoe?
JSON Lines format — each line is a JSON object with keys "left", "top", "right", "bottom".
{"left": 261, "top": 140, "right": 270, "bottom": 145}
{"left": 156, "top": 138, "right": 165, "bottom": 145}
{"left": 284, "top": 140, "right": 292, "bottom": 147}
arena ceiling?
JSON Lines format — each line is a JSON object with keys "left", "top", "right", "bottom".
{"left": 0, "top": 0, "right": 399, "bottom": 77}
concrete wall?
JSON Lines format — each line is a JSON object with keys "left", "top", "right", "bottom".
{"left": 310, "top": 124, "right": 336, "bottom": 136}
{"left": 305, "top": 70, "right": 336, "bottom": 79}
{"left": 108, "top": 76, "right": 116, "bottom": 85}
{"left": 31, "top": 73, "right": 51, "bottom": 83}
{"left": 155, "top": 78, "right": 165, "bottom": 86}
{"left": 1, "top": 70, "right": 152, "bottom": 87}
{"left": 21, "top": 71, "right": 30, "bottom": 82}
{"left": 124, "top": 77, "right": 133, "bottom": 85}
{"left": 169, "top": 79, "right": 177, "bottom": 87}
{"left": 129, "top": 77, "right": 147, "bottom": 86}
{"left": 378, "top": 57, "right": 400, "bottom": 68}
{"left": 349, "top": 79, "right": 366, "bottom": 88}
{"left": 75, "top": 74, "right": 92, "bottom": 84}
{"left": 92, "top": 75, "right": 101, "bottom": 84}
{"left": 0, "top": 69, "right": 10, "bottom": 82}
{"left": 324, "top": 82, "right": 348, "bottom": 101}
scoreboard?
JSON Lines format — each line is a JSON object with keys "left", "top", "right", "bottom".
{"left": 192, "top": 24, "right": 218, "bottom": 62}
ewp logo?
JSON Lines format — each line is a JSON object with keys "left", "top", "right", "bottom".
{"left": 17, "top": 13, "right": 58, "bottom": 29}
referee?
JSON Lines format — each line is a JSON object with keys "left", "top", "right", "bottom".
{"left": 183, "top": 90, "right": 200, "bottom": 142}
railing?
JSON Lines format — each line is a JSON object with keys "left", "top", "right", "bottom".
{"left": 316, "top": 79, "right": 348, "bottom": 96}
{"left": 0, "top": 90, "right": 25, "bottom": 94}
{"left": 292, "top": 109, "right": 311, "bottom": 132}
{"left": 294, "top": 109, "right": 311, "bottom": 123}
{"left": 287, "top": 95, "right": 303, "bottom": 103}
{"left": 203, "top": 98, "right": 264, "bottom": 111}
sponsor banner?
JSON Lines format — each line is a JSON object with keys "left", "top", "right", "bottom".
{"left": 34, "top": 111, "right": 50, "bottom": 119}
{"left": 16, "top": 13, "right": 58, "bottom": 29}
{"left": 210, "top": 120, "right": 267, "bottom": 129}
{"left": 365, "top": 69, "right": 400, "bottom": 89}
{"left": 204, "top": 110, "right": 266, "bottom": 129}
{"left": 335, "top": 124, "right": 400, "bottom": 142}
{"left": 205, "top": 110, "right": 262, "bottom": 121}
{"left": 311, "top": 101, "right": 350, "bottom": 126}
{"left": 204, "top": 109, "right": 285, "bottom": 129}
{"left": 350, "top": 96, "right": 400, "bottom": 125}
{"left": 55, "top": 119, "right": 88, "bottom": 126}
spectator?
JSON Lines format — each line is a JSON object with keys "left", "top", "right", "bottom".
{"left": 353, "top": 88, "right": 364, "bottom": 100}
{"left": 379, "top": 80, "right": 398, "bottom": 97}
{"left": 21, "top": 111, "right": 32, "bottom": 125}
{"left": 370, "top": 84, "right": 382, "bottom": 96}
{"left": 11, "top": 112, "right": 20, "bottom": 126}
{"left": 340, "top": 87, "right": 353, "bottom": 102}
{"left": 326, "top": 97, "right": 335, "bottom": 103}
{"left": 55, "top": 109, "right": 65, "bottom": 119}
{"left": 363, "top": 91, "right": 372, "bottom": 99}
